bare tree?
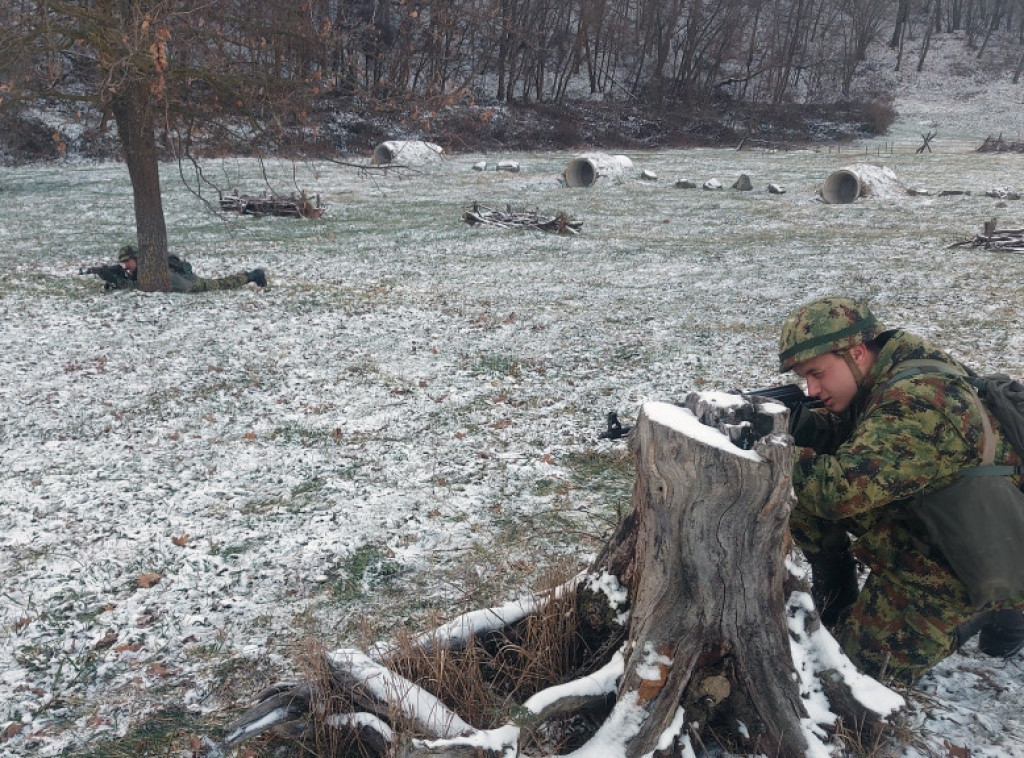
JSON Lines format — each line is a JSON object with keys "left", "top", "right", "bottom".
{"left": 0, "top": 0, "right": 323, "bottom": 291}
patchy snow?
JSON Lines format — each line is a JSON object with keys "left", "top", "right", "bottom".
{"left": 415, "top": 723, "right": 520, "bottom": 758}
{"left": 788, "top": 589, "right": 906, "bottom": 755}
{"left": 3, "top": 28, "right": 1024, "bottom": 758}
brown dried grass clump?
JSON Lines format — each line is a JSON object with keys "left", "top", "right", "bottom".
{"left": 294, "top": 564, "right": 613, "bottom": 756}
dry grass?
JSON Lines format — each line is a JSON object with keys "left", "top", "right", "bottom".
{"left": 283, "top": 564, "right": 613, "bottom": 757}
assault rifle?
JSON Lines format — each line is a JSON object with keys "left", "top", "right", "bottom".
{"left": 742, "top": 383, "right": 822, "bottom": 411}
{"left": 79, "top": 264, "right": 130, "bottom": 289}
{"left": 598, "top": 385, "right": 820, "bottom": 442}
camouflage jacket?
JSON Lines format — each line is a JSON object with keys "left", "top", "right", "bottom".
{"left": 105, "top": 265, "right": 203, "bottom": 293}
{"left": 793, "top": 329, "right": 1024, "bottom": 558}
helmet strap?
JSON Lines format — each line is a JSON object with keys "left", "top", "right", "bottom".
{"left": 839, "top": 349, "right": 865, "bottom": 385}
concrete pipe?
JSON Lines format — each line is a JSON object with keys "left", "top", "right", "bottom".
{"left": 821, "top": 168, "right": 862, "bottom": 204}
{"left": 821, "top": 164, "right": 902, "bottom": 204}
{"left": 372, "top": 140, "right": 443, "bottom": 165}
{"left": 563, "top": 153, "right": 633, "bottom": 188}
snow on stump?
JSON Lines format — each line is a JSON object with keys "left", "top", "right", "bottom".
{"left": 222, "top": 392, "right": 903, "bottom": 757}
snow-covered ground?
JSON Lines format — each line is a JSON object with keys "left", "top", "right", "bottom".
{"left": 3, "top": 30, "right": 1024, "bottom": 758}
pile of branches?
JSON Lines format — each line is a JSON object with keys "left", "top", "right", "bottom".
{"left": 220, "top": 190, "right": 324, "bottom": 219}
{"left": 462, "top": 203, "right": 582, "bottom": 235}
{"left": 949, "top": 218, "right": 1024, "bottom": 252}
{"left": 977, "top": 134, "right": 1024, "bottom": 153}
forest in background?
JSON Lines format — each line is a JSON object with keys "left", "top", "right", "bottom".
{"left": 3, "top": 0, "right": 1024, "bottom": 160}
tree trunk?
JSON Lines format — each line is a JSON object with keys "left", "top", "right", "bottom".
{"left": 112, "top": 79, "right": 171, "bottom": 293}
{"left": 890, "top": 0, "right": 910, "bottom": 48}
{"left": 223, "top": 393, "right": 898, "bottom": 756}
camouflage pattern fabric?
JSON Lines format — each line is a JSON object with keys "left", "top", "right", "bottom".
{"left": 789, "top": 329, "right": 1024, "bottom": 684}
{"left": 103, "top": 267, "right": 250, "bottom": 292}
{"left": 778, "top": 296, "right": 885, "bottom": 371}
{"left": 170, "top": 270, "right": 249, "bottom": 293}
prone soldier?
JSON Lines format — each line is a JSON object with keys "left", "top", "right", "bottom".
{"left": 83, "top": 245, "right": 267, "bottom": 292}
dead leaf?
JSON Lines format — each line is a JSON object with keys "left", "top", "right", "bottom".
{"left": 492, "top": 418, "right": 511, "bottom": 429}
{"left": 94, "top": 631, "right": 118, "bottom": 649}
{"left": 147, "top": 662, "right": 172, "bottom": 677}
{"left": 172, "top": 533, "right": 190, "bottom": 547}
{"left": 944, "top": 741, "right": 971, "bottom": 758}
{"left": 137, "top": 572, "right": 162, "bottom": 588}
{"left": 2, "top": 723, "right": 24, "bottom": 741}
{"left": 115, "top": 643, "right": 144, "bottom": 653}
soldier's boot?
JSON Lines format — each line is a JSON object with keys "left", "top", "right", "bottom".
{"left": 954, "top": 609, "right": 995, "bottom": 648}
{"left": 808, "top": 550, "right": 860, "bottom": 627}
{"left": 247, "top": 269, "right": 267, "bottom": 288}
{"left": 977, "top": 609, "right": 1024, "bottom": 658}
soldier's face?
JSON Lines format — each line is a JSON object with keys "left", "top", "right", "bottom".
{"left": 793, "top": 351, "right": 861, "bottom": 412}
{"left": 124, "top": 258, "right": 137, "bottom": 274}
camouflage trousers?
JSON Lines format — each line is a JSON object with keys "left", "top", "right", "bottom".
{"left": 791, "top": 508, "right": 1023, "bottom": 685}
{"left": 171, "top": 271, "right": 250, "bottom": 293}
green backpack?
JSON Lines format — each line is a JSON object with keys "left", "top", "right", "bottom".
{"left": 167, "top": 255, "right": 193, "bottom": 276}
{"left": 883, "top": 360, "right": 1024, "bottom": 607}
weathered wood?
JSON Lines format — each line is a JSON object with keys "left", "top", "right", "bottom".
{"left": 462, "top": 202, "right": 582, "bottom": 235}
{"left": 950, "top": 218, "right": 1024, "bottom": 251}
{"left": 606, "top": 396, "right": 807, "bottom": 757}
{"left": 222, "top": 392, "right": 901, "bottom": 757}
{"left": 219, "top": 190, "right": 324, "bottom": 218}
{"left": 978, "top": 133, "right": 1024, "bottom": 153}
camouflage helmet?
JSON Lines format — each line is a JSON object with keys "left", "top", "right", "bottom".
{"left": 117, "top": 244, "right": 138, "bottom": 262}
{"left": 778, "top": 297, "right": 884, "bottom": 371}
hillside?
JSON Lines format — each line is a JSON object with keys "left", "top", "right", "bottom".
{"left": 5, "top": 26, "right": 1024, "bottom": 163}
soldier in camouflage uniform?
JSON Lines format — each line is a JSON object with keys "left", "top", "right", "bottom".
{"left": 779, "top": 296, "right": 1024, "bottom": 685}
{"left": 102, "top": 245, "right": 267, "bottom": 292}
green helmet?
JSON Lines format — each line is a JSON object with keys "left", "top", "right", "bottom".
{"left": 117, "top": 244, "right": 138, "bottom": 262}
{"left": 778, "top": 297, "right": 884, "bottom": 371}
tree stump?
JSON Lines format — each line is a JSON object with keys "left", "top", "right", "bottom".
{"left": 223, "top": 392, "right": 900, "bottom": 757}
{"left": 602, "top": 395, "right": 805, "bottom": 756}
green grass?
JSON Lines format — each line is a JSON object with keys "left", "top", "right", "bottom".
{"left": 322, "top": 542, "right": 409, "bottom": 603}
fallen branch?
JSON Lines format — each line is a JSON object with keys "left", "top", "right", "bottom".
{"left": 949, "top": 217, "right": 1024, "bottom": 251}
{"left": 219, "top": 190, "right": 324, "bottom": 218}
{"left": 978, "top": 134, "right": 1024, "bottom": 153}
{"left": 462, "top": 203, "right": 582, "bottom": 235}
